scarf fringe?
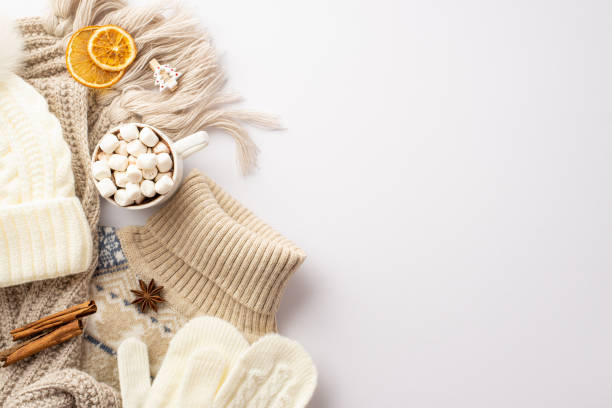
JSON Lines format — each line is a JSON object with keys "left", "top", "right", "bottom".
{"left": 43, "top": 0, "right": 281, "bottom": 174}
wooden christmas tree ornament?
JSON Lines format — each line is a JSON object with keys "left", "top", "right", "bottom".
{"left": 149, "top": 58, "right": 181, "bottom": 92}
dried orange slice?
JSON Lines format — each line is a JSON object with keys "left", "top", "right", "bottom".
{"left": 66, "top": 26, "right": 124, "bottom": 89}
{"left": 87, "top": 25, "right": 137, "bottom": 72}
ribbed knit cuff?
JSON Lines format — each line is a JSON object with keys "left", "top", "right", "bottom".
{"left": 118, "top": 170, "right": 306, "bottom": 340}
{"left": 0, "top": 197, "right": 93, "bottom": 287}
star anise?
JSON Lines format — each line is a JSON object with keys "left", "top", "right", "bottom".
{"left": 130, "top": 279, "right": 165, "bottom": 313}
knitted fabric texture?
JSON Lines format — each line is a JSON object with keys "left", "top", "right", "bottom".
{"left": 119, "top": 170, "right": 306, "bottom": 338}
{"left": 0, "top": 0, "right": 283, "bottom": 401}
{"left": 214, "top": 334, "right": 317, "bottom": 407}
{"left": 0, "top": 60, "right": 92, "bottom": 288}
{"left": 5, "top": 369, "right": 119, "bottom": 408}
{"left": 83, "top": 170, "right": 306, "bottom": 390}
{"left": 117, "top": 317, "right": 250, "bottom": 408}
{"left": 117, "top": 317, "right": 317, "bottom": 408}
{"left": 0, "top": 18, "right": 101, "bottom": 405}
{"left": 82, "top": 226, "right": 188, "bottom": 391}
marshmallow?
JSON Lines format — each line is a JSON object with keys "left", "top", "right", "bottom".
{"left": 125, "top": 182, "right": 141, "bottom": 202}
{"left": 127, "top": 140, "right": 147, "bottom": 157}
{"left": 136, "top": 153, "right": 157, "bottom": 169}
{"left": 99, "top": 133, "right": 120, "bottom": 153}
{"left": 96, "top": 178, "right": 116, "bottom": 198}
{"left": 140, "top": 180, "right": 156, "bottom": 197}
{"left": 115, "top": 140, "right": 128, "bottom": 156}
{"left": 108, "top": 154, "right": 128, "bottom": 171}
{"left": 153, "top": 142, "right": 170, "bottom": 154}
{"left": 139, "top": 127, "right": 159, "bottom": 147}
{"left": 120, "top": 124, "right": 139, "bottom": 141}
{"left": 155, "top": 174, "right": 174, "bottom": 195}
{"left": 142, "top": 167, "right": 158, "bottom": 180}
{"left": 92, "top": 160, "right": 111, "bottom": 180}
{"left": 135, "top": 191, "right": 145, "bottom": 205}
{"left": 97, "top": 151, "right": 112, "bottom": 162}
{"left": 155, "top": 171, "right": 172, "bottom": 182}
{"left": 114, "top": 171, "right": 129, "bottom": 188}
{"left": 114, "top": 189, "right": 134, "bottom": 207}
{"left": 156, "top": 153, "right": 173, "bottom": 172}
{"left": 128, "top": 155, "right": 138, "bottom": 165}
{"left": 126, "top": 164, "right": 142, "bottom": 183}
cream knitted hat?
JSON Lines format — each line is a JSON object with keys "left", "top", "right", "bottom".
{"left": 118, "top": 170, "right": 307, "bottom": 340}
{"left": 0, "top": 24, "right": 92, "bottom": 288}
{"left": 0, "top": 15, "right": 102, "bottom": 405}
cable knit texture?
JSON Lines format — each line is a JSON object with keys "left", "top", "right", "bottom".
{"left": 5, "top": 369, "right": 119, "bottom": 408}
{"left": 0, "top": 71, "right": 92, "bottom": 287}
{"left": 0, "top": 17, "right": 101, "bottom": 406}
{"left": 213, "top": 334, "right": 317, "bottom": 408}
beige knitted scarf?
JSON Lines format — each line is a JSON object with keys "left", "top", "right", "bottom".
{"left": 0, "top": 18, "right": 103, "bottom": 405}
{"left": 0, "top": 69, "right": 117, "bottom": 406}
{"left": 47, "top": 0, "right": 280, "bottom": 172}
{"left": 6, "top": 369, "right": 119, "bottom": 408}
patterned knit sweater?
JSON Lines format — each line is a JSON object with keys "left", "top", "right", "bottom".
{"left": 83, "top": 170, "right": 306, "bottom": 391}
{"left": 83, "top": 226, "right": 187, "bottom": 391}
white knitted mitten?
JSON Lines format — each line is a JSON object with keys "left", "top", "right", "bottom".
{"left": 117, "top": 338, "right": 151, "bottom": 408}
{"left": 117, "top": 316, "right": 317, "bottom": 408}
{"left": 213, "top": 334, "right": 317, "bottom": 408}
{"left": 175, "top": 348, "right": 226, "bottom": 406}
{"left": 118, "top": 316, "right": 248, "bottom": 408}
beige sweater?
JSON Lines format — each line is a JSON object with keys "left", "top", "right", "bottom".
{"left": 83, "top": 170, "right": 306, "bottom": 390}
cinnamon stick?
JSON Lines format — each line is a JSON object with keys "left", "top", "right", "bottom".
{"left": 0, "top": 332, "right": 46, "bottom": 363}
{"left": 10, "top": 301, "right": 96, "bottom": 341}
{"left": 1, "top": 320, "right": 83, "bottom": 367}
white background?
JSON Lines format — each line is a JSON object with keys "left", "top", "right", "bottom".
{"left": 6, "top": 1, "right": 612, "bottom": 406}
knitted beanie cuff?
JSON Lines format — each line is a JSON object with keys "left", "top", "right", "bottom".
{"left": 117, "top": 170, "right": 306, "bottom": 340}
{"left": 0, "top": 197, "right": 93, "bottom": 287}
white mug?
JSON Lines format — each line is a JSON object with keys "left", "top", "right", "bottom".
{"left": 92, "top": 123, "right": 209, "bottom": 210}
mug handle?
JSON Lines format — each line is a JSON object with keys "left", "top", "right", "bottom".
{"left": 173, "top": 131, "right": 209, "bottom": 158}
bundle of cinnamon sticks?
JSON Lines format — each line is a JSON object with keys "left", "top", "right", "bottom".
{"left": 0, "top": 301, "right": 97, "bottom": 367}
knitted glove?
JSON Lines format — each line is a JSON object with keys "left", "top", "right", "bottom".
{"left": 213, "top": 335, "right": 318, "bottom": 408}
{"left": 117, "top": 316, "right": 317, "bottom": 408}
{"left": 118, "top": 317, "right": 248, "bottom": 408}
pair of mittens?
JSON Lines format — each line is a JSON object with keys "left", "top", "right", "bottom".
{"left": 117, "top": 316, "right": 317, "bottom": 408}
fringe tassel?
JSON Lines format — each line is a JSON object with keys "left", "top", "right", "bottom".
{"left": 43, "top": 0, "right": 281, "bottom": 174}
